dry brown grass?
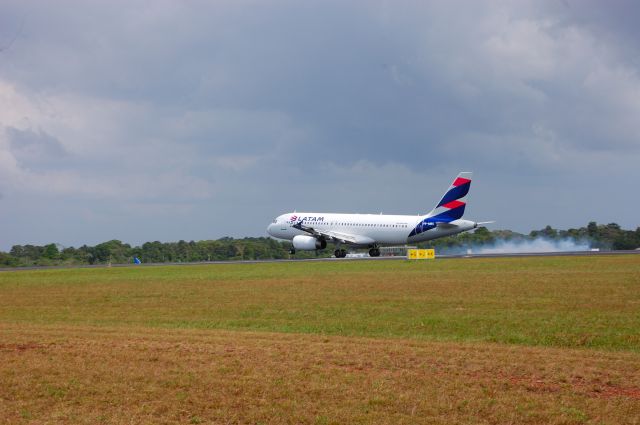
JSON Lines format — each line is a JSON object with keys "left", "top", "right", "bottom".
{"left": 1, "top": 324, "right": 639, "bottom": 424}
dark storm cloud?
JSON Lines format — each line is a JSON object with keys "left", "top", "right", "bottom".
{"left": 0, "top": 0, "right": 639, "bottom": 249}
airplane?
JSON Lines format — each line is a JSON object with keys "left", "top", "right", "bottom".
{"left": 266, "top": 172, "right": 492, "bottom": 258}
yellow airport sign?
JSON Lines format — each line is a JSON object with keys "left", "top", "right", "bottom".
{"left": 407, "top": 249, "right": 435, "bottom": 260}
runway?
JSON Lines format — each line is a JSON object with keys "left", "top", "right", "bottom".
{"left": 1, "top": 249, "right": 639, "bottom": 272}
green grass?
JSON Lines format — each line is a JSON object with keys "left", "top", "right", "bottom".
{"left": 1, "top": 255, "right": 639, "bottom": 350}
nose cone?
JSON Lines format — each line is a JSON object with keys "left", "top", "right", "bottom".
{"left": 266, "top": 223, "right": 275, "bottom": 236}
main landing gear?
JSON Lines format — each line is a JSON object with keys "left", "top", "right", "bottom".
{"left": 334, "top": 249, "right": 347, "bottom": 258}
{"left": 368, "top": 248, "right": 380, "bottom": 257}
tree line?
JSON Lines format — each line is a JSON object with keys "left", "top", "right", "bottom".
{"left": 1, "top": 222, "right": 639, "bottom": 267}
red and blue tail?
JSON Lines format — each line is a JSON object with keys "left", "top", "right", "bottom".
{"left": 426, "top": 172, "right": 472, "bottom": 222}
{"left": 408, "top": 172, "right": 473, "bottom": 237}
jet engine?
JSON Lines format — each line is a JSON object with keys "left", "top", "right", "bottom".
{"left": 292, "top": 235, "right": 327, "bottom": 250}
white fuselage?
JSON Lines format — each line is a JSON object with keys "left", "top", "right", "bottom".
{"left": 267, "top": 212, "right": 476, "bottom": 247}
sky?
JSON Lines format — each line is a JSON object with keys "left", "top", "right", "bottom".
{"left": 1, "top": 0, "right": 639, "bottom": 249}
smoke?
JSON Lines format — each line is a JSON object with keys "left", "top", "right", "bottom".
{"left": 440, "top": 237, "right": 592, "bottom": 256}
{"left": 471, "top": 238, "right": 591, "bottom": 254}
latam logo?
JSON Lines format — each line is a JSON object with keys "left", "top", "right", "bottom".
{"left": 289, "top": 215, "right": 325, "bottom": 223}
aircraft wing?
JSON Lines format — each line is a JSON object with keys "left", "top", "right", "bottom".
{"left": 292, "top": 221, "right": 374, "bottom": 245}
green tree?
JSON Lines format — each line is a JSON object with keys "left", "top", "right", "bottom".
{"left": 587, "top": 221, "right": 598, "bottom": 238}
{"left": 43, "top": 243, "right": 60, "bottom": 259}
{"left": 531, "top": 225, "right": 558, "bottom": 239}
{"left": 93, "top": 240, "right": 131, "bottom": 263}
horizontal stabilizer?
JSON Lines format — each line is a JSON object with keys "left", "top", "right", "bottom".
{"left": 435, "top": 222, "right": 457, "bottom": 229}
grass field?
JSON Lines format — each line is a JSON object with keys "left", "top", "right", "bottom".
{"left": 1, "top": 255, "right": 639, "bottom": 423}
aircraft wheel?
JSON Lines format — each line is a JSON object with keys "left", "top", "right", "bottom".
{"left": 334, "top": 249, "right": 341, "bottom": 258}
{"left": 340, "top": 249, "right": 347, "bottom": 258}
{"left": 369, "top": 248, "right": 380, "bottom": 257}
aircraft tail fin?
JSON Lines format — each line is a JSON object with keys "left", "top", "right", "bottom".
{"left": 425, "top": 172, "right": 472, "bottom": 222}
